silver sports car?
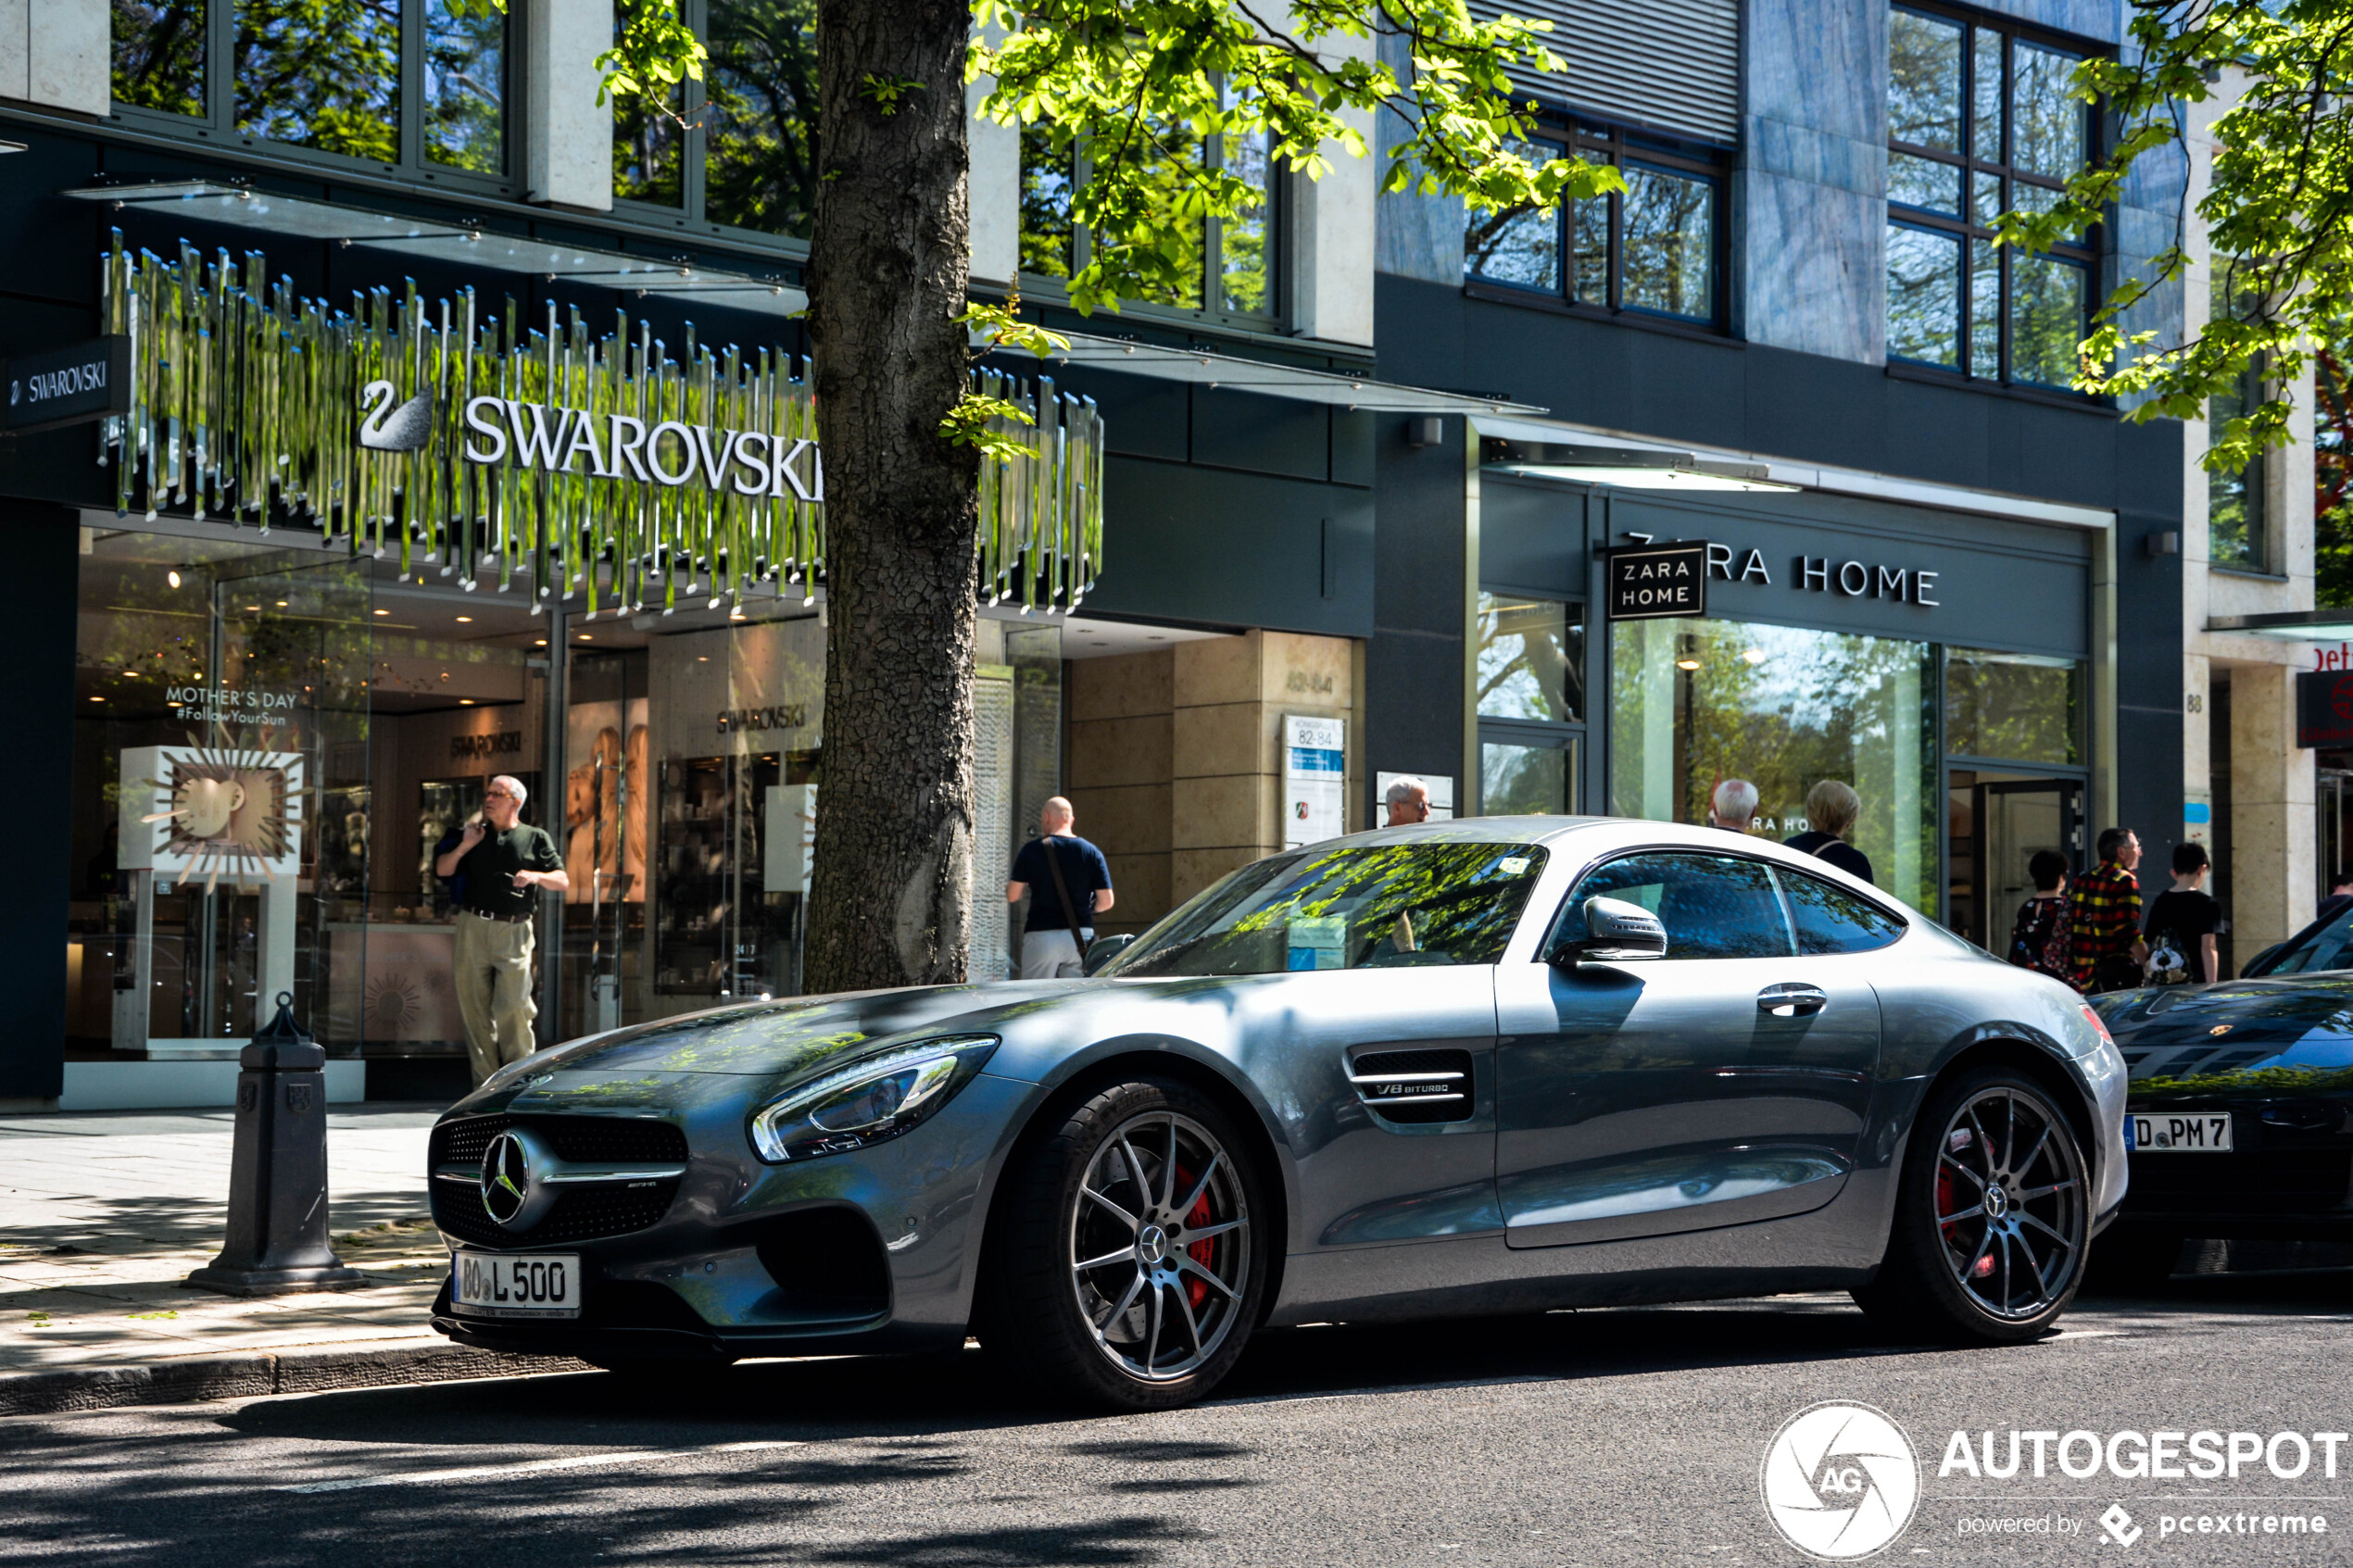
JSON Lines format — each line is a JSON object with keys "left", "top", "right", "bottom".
{"left": 428, "top": 818, "right": 2129, "bottom": 1409}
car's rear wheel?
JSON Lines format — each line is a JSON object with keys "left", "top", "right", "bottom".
{"left": 1855, "top": 1066, "right": 2089, "bottom": 1343}
{"left": 978, "top": 1078, "right": 1266, "bottom": 1411}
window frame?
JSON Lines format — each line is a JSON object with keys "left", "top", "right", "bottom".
{"left": 1463, "top": 117, "right": 1730, "bottom": 333}
{"left": 1473, "top": 588, "right": 1588, "bottom": 816}
{"left": 107, "top": 0, "right": 524, "bottom": 199}
{"left": 1883, "top": 1, "right": 2103, "bottom": 392}
{"left": 1013, "top": 94, "right": 1288, "bottom": 333}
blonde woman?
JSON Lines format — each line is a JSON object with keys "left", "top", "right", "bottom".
{"left": 1784, "top": 778, "right": 1873, "bottom": 884}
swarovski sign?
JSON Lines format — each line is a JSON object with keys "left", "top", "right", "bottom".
{"left": 453, "top": 395, "right": 826, "bottom": 501}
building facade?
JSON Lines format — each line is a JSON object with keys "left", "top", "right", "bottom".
{"left": 0, "top": 0, "right": 2307, "bottom": 1111}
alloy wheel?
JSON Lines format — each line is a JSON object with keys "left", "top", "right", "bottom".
{"left": 1068, "top": 1110, "right": 1252, "bottom": 1382}
{"left": 1933, "top": 1085, "right": 2086, "bottom": 1321}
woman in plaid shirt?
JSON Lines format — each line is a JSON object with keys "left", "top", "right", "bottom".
{"left": 2068, "top": 827, "right": 2148, "bottom": 993}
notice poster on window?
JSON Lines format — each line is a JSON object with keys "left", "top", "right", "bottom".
{"left": 1284, "top": 716, "right": 1346, "bottom": 850}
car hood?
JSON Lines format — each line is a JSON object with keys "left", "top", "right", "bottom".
{"left": 2093, "top": 975, "right": 2353, "bottom": 1097}
{"left": 466, "top": 980, "right": 1095, "bottom": 1115}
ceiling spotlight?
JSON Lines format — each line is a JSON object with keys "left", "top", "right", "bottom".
{"left": 455, "top": 615, "right": 472, "bottom": 623}
{"left": 577, "top": 633, "right": 593, "bottom": 642}
{"left": 534, "top": 638, "right": 547, "bottom": 646}
{"left": 459, "top": 698, "right": 475, "bottom": 706}
{"left": 167, "top": 570, "right": 182, "bottom": 588}
{"left": 1676, "top": 659, "right": 1701, "bottom": 670}
{"left": 373, "top": 608, "right": 391, "bottom": 617}
{"left": 275, "top": 599, "right": 288, "bottom": 608}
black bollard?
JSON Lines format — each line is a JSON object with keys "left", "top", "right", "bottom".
{"left": 186, "top": 993, "right": 369, "bottom": 1297}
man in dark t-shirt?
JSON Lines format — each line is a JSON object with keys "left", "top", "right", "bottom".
{"left": 1006, "top": 797, "right": 1114, "bottom": 979}
{"left": 434, "top": 775, "right": 568, "bottom": 1083}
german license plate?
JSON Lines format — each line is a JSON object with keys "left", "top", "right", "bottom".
{"left": 2128, "top": 1112, "right": 2234, "bottom": 1153}
{"left": 451, "top": 1251, "right": 581, "bottom": 1318}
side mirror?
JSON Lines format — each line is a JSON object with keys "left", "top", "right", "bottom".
{"left": 1084, "top": 934, "right": 1137, "bottom": 975}
{"left": 1554, "top": 896, "right": 1668, "bottom": 964}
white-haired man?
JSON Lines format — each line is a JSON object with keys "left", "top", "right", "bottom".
{"left": 435, "top": 774, "right": 568, "bottom": 1084}
{"left": 1708, "top": 778, "right": 1759, "bottom": 834}
{"left": 1384, "top": 775, "right": 1431, "bottom": 827}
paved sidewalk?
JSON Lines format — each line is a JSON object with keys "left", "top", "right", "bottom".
{"left": 0, "top": 1106, "right": 579, "bottom": 1414}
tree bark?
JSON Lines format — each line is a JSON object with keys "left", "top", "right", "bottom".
{"left": 803, "top": 0, "right": 977, "bottom": 992}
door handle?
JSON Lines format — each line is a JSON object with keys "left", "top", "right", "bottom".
{"left": 1758, "top": 984, "right": 1829, "bottom": 1018}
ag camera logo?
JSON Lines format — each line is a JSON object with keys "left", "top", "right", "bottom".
{"left": 1761, "top": 1402, "right": 1921, "bottom": 1559}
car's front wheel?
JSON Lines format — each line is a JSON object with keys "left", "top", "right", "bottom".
{"left": 1855, "top": 1065, "right": 2090, "bottom": 1343}
{"left": 978, "top": 1078, "right": 1267, "bottom": 1411}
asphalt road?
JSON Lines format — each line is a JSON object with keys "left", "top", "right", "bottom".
{"left": 6, "top": 1275, "right": 2352, "bottom": 1568}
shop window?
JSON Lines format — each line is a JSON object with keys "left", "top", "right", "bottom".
{"left": 2209, "top": 269, "right": 2270, "bottom": 572}
{"left": 609, "top": 0, "right": 822, "bottom": 242}
{"left": 1476, "top": 594, "right": 1583, "bottom": 816}
{"left": 1466, "top": 125, "right": 1724, "bottom": 329}
{"left": 1015, "top": 81, "right": 1280, "bottom": 325}
{"left": 110, "top": 1, "right": 511, "bottom": 184}
{"left": 1609, "top": 619, "right": 1939, "bottom": 915}
{"left": 1885, "top": 6, "right": 2095, "bottom": 388}
{"left": 1944, "top": 647, "right": 2082, "bottom": 766}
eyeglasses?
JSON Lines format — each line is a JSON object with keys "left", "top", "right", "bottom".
{"left": 484, "top": 788, "right": 517, "bottom": 801}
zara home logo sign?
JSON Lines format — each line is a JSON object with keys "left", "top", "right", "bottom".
{"left": 1623, "top": 533, "right": 1943, "bottom": 609}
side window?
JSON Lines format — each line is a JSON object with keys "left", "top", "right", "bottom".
{"left": 1556, "top": 852, "right": 1793, "bottom": 960}
{"left": 1775, "top": 867, "right": 1906, "bottom": 955}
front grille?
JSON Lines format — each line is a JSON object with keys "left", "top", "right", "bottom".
{"left": 1349, "top": 1047, "right": 1474, "bottom": 1125}
{"left": 434, "top": 1179, "right": 683, "bottom": 1249}
{"left": 432, "top": 1114, "right": 689, "bottom": 1169}
{"left": 430, "top": 1114, "right": 690, "bottom": 1248}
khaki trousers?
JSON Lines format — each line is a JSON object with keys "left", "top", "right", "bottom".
{"left": 454, "top": 910, "right": 538, "bottom": 1085}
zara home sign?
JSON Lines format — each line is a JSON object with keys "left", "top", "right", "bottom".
{"left": 1700, "top": 542, "right": 1940, "bottom": 607}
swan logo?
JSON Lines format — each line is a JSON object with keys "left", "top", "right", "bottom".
{"left": 1760, "top": 1402, "right": 1920, "bottom": 1560}
{"left": 358, "top": 380, "right": 437, "bottom": 452}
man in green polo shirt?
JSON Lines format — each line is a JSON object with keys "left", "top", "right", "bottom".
{"left": 434, "top": 774, "right": 568, "bottom": 1084}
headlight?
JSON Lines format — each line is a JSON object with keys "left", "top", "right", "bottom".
{"left": 749, "top": 1035, "right": 998, "bottom": 1162}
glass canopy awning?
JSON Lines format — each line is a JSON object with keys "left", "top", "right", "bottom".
{"left": 69, "top": 180, "right": 1548, "bottom": 417}
{"left": 66, "top": 181, "right": 810, "bottom": 320}
{"left": 2209, "top": 610, "right": 2353, "bottom": 641}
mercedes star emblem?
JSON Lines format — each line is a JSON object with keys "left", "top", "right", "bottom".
{"left": 480, "top": 1131, "right": 533, "bottom": 1226}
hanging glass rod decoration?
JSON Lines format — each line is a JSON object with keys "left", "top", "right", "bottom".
{"left": 96, "top": 232, "right": 1104, "bottom": 613}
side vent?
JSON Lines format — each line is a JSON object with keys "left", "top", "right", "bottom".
{"left": 1348, "top": 1048, "right": 1474, "bottom": 1125}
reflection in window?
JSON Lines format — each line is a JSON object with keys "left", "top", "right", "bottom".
{"left": 233, "top": 0, "right": 401, "bottom": 162}
{"left": 1014, "top": 89, "right": 1277, "bottom": 321}
{"left": 423, "top": 0, "right": 506, "bottom": 174}
{"left": 1779, "top": 867, "right": 1906, "bottom": 954}
{"left": 2209, "top": 269, "right": 2269, "bottom": 571}
{"left": 1885, "top": 5, "right": 2093, "bottom": 387}
{"left": 1466, "top": 139, "right": 1564, "bottom": 293}
{"left": 613, "top": 88, "right": 685, "bottom": 206}
{"left": 1610, "top": 618, "right": 1937, "bottom": 914}
{"left": 1106, "top": 844, "right": 1548, "bottom": 976}
{"left": 1944, "top": 648, "right": 2083, "bottom": 765}
{"left": 1478, "top": 595, "right": 1583, "bottom": 722}
{"left": 1481, "top": 738, "right": 1578, "bottom": 816}
{"left": 114, "top": 0, "right": 207, "bottom": 118}
{"left": 1887, "top": 224, "right": 1961, "bottom": 368}
{"left": 1620, "top": 165, "right": 1714, "bottom": 320}
{"left": 703, "top": 0, "right": 819, "bottom": 237}
{"left": 1020, "top": 124, "right": 1076, "bottom": 280}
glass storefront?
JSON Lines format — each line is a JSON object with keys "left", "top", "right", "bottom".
{"left": 67, "top": 524, "right": 1066, "bottom": 1096}
{"left": 1610, "top": 618, "right": 1936, "bottom": 911}
{"left": 1476, "top": 592, "right": 1585, "bottom": 814}
{"left": 1599, "top": 617, "right": 2086, "bottom": 930}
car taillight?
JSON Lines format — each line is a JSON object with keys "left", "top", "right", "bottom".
{"left": 2080, "top": 1003, "right": 2114, "bottom": 1047}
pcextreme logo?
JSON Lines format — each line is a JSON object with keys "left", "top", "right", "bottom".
{"left": 1761, "top": 1402, "right": 1922, "bottom": 1560}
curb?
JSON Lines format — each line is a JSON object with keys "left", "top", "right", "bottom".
{"left": 0, "top": 1342, "right": 595, "bottom": 1419}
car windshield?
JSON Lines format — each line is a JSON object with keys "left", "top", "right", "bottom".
{"left": 1101, "top": 842, "right": 1549, "bottom": 978}
{"left": 2257, "top": 904, "right": 2353, "bottom": 976}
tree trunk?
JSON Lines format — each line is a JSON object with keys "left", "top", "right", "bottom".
{"left": 802, "top": 0, "right": 977, "bottom": 992}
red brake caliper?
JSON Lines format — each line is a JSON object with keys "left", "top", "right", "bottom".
{"left": 1176, "top": 1164, "right": 1214, "bottom": 1309}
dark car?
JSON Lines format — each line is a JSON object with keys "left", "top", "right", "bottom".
{"left": 2089, "top": 907, "right": 2353, "bottom": 1282}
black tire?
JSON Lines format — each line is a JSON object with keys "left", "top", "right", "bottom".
{"left": 2085, "top": 1229, "right": 2185, "bottom": 1294}
{"left": 977, "top": 1077, "right": 1269, "bottom": 1411}
{"left": 1854, "top": 1065, "right": 2090, "bottom": 1344}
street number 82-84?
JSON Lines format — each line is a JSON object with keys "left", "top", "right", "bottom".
{"left": 452, "top": 1250, "right": 581, "bottom": 1318}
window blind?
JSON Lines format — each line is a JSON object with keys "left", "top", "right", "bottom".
{"left": 1467, "top": 0, "right": 1741, "bottom": 144}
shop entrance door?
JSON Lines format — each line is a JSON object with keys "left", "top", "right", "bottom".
{"left": 1962, "top": 778, "right": 2082, "bottom": 956}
